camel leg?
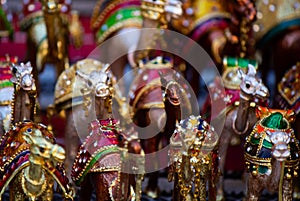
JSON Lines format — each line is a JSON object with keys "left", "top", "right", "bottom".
{"left": 79, "top": 175, "right": 93, "bottom": 201}
{"left": 197, "top": 177, "right": 207, "bottom": 201}
{"left": 245, "top": 174, "right": 264, "bottom": 201}
{"left": 92, "top": 172, "right": 118, "bottom": 201}
{"left": 172, "top": 172, "right": 185, "bottom": 201}
{"left": 64, "top": 110, "right": 80, "bottom": 179}
{"left": 282, "top": 179, "right": 293, "bottom": 201}
{"left": 41, "top": 177, "right": 54, "bottom": 201}
{"left": 9, "top": 177, "right": 26, "bottom": 201}
{"left": 209, "top": 150, "right": 219, "bottom": 201}
{"left": 142, "top": 136, "right": 160, "bottom": 198}
{"left": 216, "top": 130, "right": 232, "bottom": 200}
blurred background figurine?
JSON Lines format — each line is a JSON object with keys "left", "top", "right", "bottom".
{"left": 90, "top": 0, "right": 143, "bottom": 81}
{"left": 19, "top": 0, "right": 83, "bottom": 93}
{"left": 253, "top": 0, "right": 300, "bottom": 101}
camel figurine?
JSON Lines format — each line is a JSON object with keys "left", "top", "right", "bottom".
{"left": 128, "top": 58, "right": 194, "bottom": 198}
{"left": 70, "top": 68, "right": 144, "bottom": 201}
{"left": 168, "top": 115, "right": 219, "bottom": 201}
{"left": 19, "top": 0, "right": 83, "bottom": 89}
{"left": 202, "top": 64, "right": 269, "bottom": 200}
{"left": 244, "top": 106, "right": 300, "bottom": 201}
{"left": 52, "top": 58, "right": 113, "bottom": 179}
{"left": 128, "top": 1, "right": 185, "bottom": 197}
{"left": 9, "top": 62, "right": 37, "bottom": 125}
{"left": 0, "top": 121, "right": 74, "bottom": 201}
{"left": 0, "top": 60, "right": 36, "bottom": 136}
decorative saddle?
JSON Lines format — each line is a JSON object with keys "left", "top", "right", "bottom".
{"left": 244, "top": 107, "right": 300, "bottom": 176}
{"left": 71, "top": 118, "right": 125, "bottom": 185}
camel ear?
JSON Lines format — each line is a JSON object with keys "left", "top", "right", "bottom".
{"left": 247, "top": 64, "right": 257, "bottom": 76}
{"left": 25, "top": 62, "right": 33, "bottom": 73}
{"left": 237, "top": 68, "right": 245, "bottom": 79}
{"left": 284, "top": 109, "right": 296, "bottom": 123}
{"left": 256, "top": 106, "right": 270, "bottom": 118}
{"left": 158, "top": 71, "right": 167, "bottom": 86}
{"left": 101, "top": 63, "right": 111, "bottom": 73}
{"left": 75, "top": 70, "right": 89, "bottom": 82}
{"left": 23, "top": 131, "right": 33, "bottom": 144}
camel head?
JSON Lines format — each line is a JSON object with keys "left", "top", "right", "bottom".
{"left": 23, "top": 126, "right": 65, "bottom": 165}
{"left": 238, "top": 64, "right": 269, "bottom": 101}
{"left": 10, "top": 62, "right": 35, "bottom": 91}
{"left": 76, "top": 63, "right": 113, "bottom": 99}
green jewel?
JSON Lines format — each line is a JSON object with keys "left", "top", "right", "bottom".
{"left": 250, "top": 136, "right": 260, "bottom": 145}
{"left": 225, "top": 56, "right": 258, "bottom": 69}
{"left": 258, "top": 165, "right": 269, "bottom": 174}
{"left": 262, "top": 139, "right": 273, "bottom": 149}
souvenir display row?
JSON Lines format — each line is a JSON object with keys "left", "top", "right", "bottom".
{"left": 0, "top": 0, "right": 299, "bottom": 201}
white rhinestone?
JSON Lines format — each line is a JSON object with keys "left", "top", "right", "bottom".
{"left": 79, "top": 158, "right": 82, "bottom": 163}
{"left": 83, "top": 157, "right": 87, "bottom": 163}
{"left": 116, "top": 14, "right": 123, "bottom": 20}
{"left": 257, "top": 12, "right": 263, "bottom": 19}
{"left": 66, "top": 80, "right": 71, "bottom": 85}
{"left": 94, "top": 141, "right": 97, "bottom": 147}
{"left": 247, "top": 146, "right": 252, "bottom": 152}
{"left": 10, "top": 142, "right": 16, "bottom": 147}
{"left": 269, "top": 4, "right": 276, "bottom": 12}
{"left": 28, "top": 4, "right": 35, "bottom": 11}
{"left": 133, "top": 10, "right": 141, "bottom": 16}
{"left": 253, "top": 24, "right": 260, "bottom": 32}
{"left": 142, "top": 75, "right": 148, "bottom": 81}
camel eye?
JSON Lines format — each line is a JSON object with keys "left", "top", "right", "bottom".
{"left": 117, "top": 134, "right": 124, "bottom": 142}
{"left": 39, "top": 147, "right": 45, "bottom": 153}
{"left": 245, "top": 83, "right": 251, "bottom": 89}
{"left": 87, "top": 80, "right": 93, "bottom": 87}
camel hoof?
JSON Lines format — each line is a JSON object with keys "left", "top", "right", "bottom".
{"left": 145, "top": 187, "right": 160, "bottom": 199}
